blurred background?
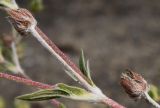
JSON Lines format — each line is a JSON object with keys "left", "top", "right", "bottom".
{"left": 1, "top": 0, "right": 160, "bottom": 108}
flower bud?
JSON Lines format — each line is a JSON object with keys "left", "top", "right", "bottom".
{"left": 6, "top": 8, "right": 37, "bottom": 36}
{"left": 120, "top": 69, "right": 149, "bottom": 100}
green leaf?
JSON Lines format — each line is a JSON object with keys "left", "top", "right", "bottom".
{"left": 17, "top": 83, "right": 98, "bottom": 102}
{"left": 57, "top": 83, "right": 87, "bottom": 96}
{"left": 79, "top": 50, "right": 94, "bottom": 86}
{"left": 0, "top": 0, "right": 18, "bottom": 9}
{"left": 17, "top": 89, "right": 69, "bottom": 101}
{"left": 79, "top": 50, "right": 87, "bottom": 76}
{"left": 56, "top": 83, "right": 99, "bottom": 100}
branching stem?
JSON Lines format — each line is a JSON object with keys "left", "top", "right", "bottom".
{"left": 5, "top": 7, "right": 126, "bottom": 108}
{"left": 30, "top": 26, "right": 125, "bottom": 108}
{"left": 32, "top": 27, "right": 93, "bottom": 92}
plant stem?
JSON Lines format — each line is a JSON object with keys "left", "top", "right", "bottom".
{"left": 11, "top": 42, "right": 24, "bottom": 74}
{"left": 101, "top": 97, "right": 125, "bottom": 108}
{"left": 11, "top": 27, "right": 30, "bottom": 78}
{"left": 0, "top": 1, "right": 63, "bottom": 107}
{"left": 0, "top": 72, "right": 124, "bottom": 108}
{"left": 9, "top": 9, "right": 64, "bottom": 108}
{"left": 144, "top": 92, "right": 160, "bottom": 108}
{"left": 6, "top": 8, "right": 125, "bottom": 108}
{"left": 0, "top": 72, "right": 63, "bottom": 108}
{"left": 31, "top": 26, "right": 93, "bottom": 92}
{"left": 0, "top": 72, "right": 52, "bottom": 89}
{"left": 31, "top": 27, "right": 125, "bottom": 108}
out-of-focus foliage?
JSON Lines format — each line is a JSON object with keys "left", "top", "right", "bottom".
{"left": 149, "top": 85, "right": 160, "bottom": 102}
{"left": 0, "top": 96, "right": 30, "bottom": 108}
{"left": 0, "top": 97, "right": 6, "bottom": 108}
{"left": 0, "top": 35, "right": 25, "bottom": 73}
{"left": 29, "top": 0, "right": 44, "bottom": 12}
{"left": 14, "top": 100, "right": 30, "bottom": 108}
{"left": 0, "top": 0, "right": 44, "bottom": 12}
{"left": 16, "top": 42, "right": 26, "bottom": 59}
{"left": 0, "top": 0, "right": 44, "bottom": 72}
{"left": 0, "top": 96, "right": 64, "bottom": 108}
{"left": 0, "top": 0, "right": 18, "bottom": 9}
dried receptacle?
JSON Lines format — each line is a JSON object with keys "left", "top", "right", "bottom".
{"left": 120, "top": 69, "right": 149, "bottom": 100}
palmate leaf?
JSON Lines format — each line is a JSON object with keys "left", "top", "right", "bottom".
{"left": 79, "top": 50, "right": 94, "bottom": 86}
{"left": 0, "top": 0, "right": 18, "bottom": 9}
{"left": 17, "top": 83, "right": 98, "bottom": 102}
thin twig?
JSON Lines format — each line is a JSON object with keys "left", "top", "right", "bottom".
{"left": 101, "top": 97, "right": 126, "bottom": 108}
{"left": 0, "top": 72, "right": 63, "bottom": 108}
{"left": 144, "top": 92, "right": 160, "bottom": 108}
{"left": 11, "top": 42, "right": 61, "bottom": 106}
{"left": 0, "top": 72, "right": 52, "bottom": 89}
{"left": 11, "top": 28, "right": 30, "bottom": 78}
{"left": 11, "top": 42, "right": 24, "bottom": 74}
{"left": 32, "top": 27, "right": 94, "bottom": 92}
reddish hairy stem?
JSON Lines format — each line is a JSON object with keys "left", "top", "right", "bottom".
{"left": 4, "top": 7, "right": 63, "bottom": 108}
{"left": 7, "top": 7, "right": 92, "bottom": 92}
{"left": 33, "top": 26, "right": 94, "bottom": 91}
{"left": 35, "top": 27, "right": 85, "bottom": 78}
{"left": 0, "top": 72, "right": 125, "bottom": 108}
{"left": 102, "top": 98, "right": 126, "bottom": 108}
{"left": 0, "top": 72, "right": 52, "bottom": 89}
{"left": 33, "top": 27, "right": 125, "bottom": 108}
{"left": 6, "top": 8, "right": 126, "bottom": 108}
{"left": 0, "top": 72, "right": 63, "bottom": 107}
